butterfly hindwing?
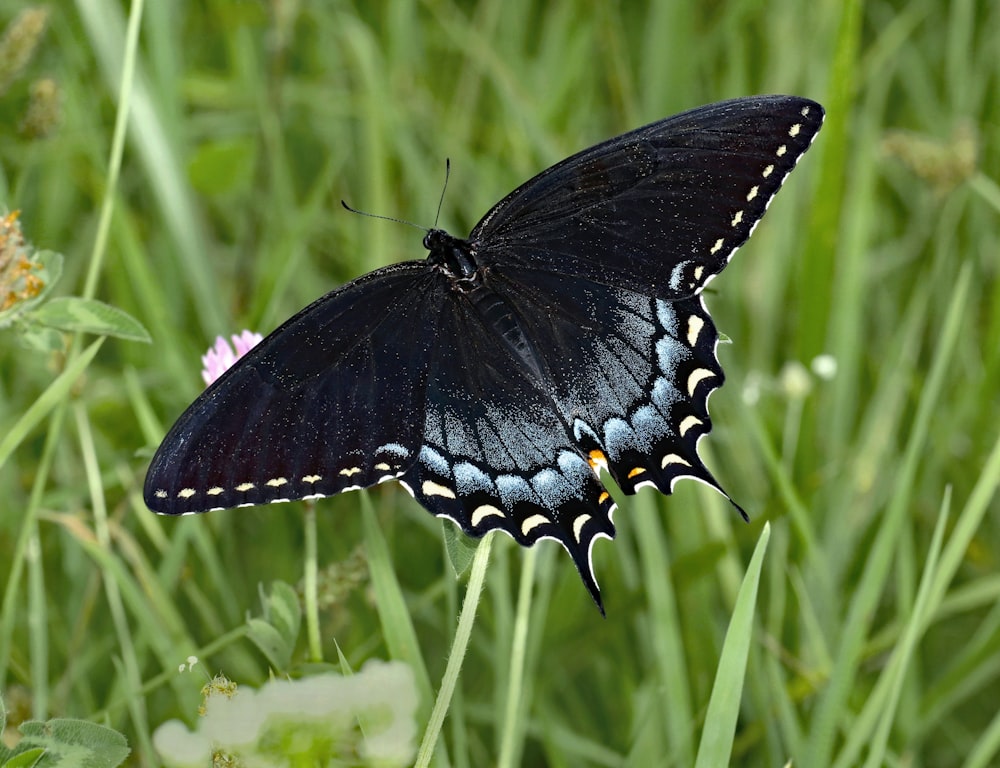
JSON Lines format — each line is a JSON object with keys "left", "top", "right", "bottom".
{"left": 396, "top": 289, "right": 617, "bottom": 607}
{"left": 482, "top": 265, "right": 732, "bottom": 502}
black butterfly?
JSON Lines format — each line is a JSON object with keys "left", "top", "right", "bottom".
{"left": 145, "top": 95, "right": 824, "bottom": 611}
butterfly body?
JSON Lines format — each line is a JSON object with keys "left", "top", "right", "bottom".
{"left": 145, "top": 96, "right": 824, "bottom": 610}
{"left": 424, "top": 229, "right": 479, "bottom": 281}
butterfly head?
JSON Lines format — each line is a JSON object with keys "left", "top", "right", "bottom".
{"left": 424, "top": 228, "right": 479, "bottom": 282}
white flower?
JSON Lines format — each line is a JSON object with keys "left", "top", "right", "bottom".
{"left": 155, "top": 660, "right": 419, "bottom": 767}
{"left": 152, "top": 720, "right": 211, "bottom": 768}
{"left": 202, "top": 683, "right": 268, "bottom": 751}
{"left": 779, "top": 361, "right": 812, "bottom": 399}
{"left": 811, "top": 354, "right": 838, "bottom": 380}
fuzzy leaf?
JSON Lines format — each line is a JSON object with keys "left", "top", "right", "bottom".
{"left": 246, "top": 580, "right": 302, "bottom": 672}
{"left": 31, "top": 297, "right": 150, "bottom": 342}
{"left": 2, "top": 748, "right": 45, "bottom": 768}
{"left": 14, "top": 718, "right": 130, "bottom": 767}
{"left": 443, "top": 522, "right": 479, "bottom": 578}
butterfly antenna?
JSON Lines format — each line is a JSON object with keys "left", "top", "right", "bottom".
{"left": 433, "top": 158, "right": 450, "bottom": 228}
{"left": 340, "top": 201, "right": 428, "bottom": 232}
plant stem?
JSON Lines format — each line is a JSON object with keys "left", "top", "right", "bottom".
{"left": 303, "top": 501, "right": 322, "bottom": 662}
{"left": 414, "top": 534, "right": 494, "bottom": 768}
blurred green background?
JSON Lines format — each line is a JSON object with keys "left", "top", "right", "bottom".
{"left": 1, "top": 0, "right": 999, "bottom": 765}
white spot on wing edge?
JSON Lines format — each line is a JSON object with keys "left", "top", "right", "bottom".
{"left": 178, "top": 488, "right": 196, "bottom": 499}
{"left": 573, "top": 514, "right": 592, "bottom": 543}
{"left": 471, "top": 505, "right": 504, "bottom": 527}
{"left": 339, "top": 467, "right": 361, "bottom": 477}
{"left": 710, "top": 238, "right": 724, "bottom": 255}
{"left": 236, "top": 482, "right": 255, "bottom": 492}
{"left": 422, "top": 480, "right": 456, "bottom": 499}
{"left": 679, "top": 415, "right": 702, "bottom": 437}
{"left": 746, "top": 185, "right": 759, "bottom": 202}
{"left": 266, "top": 477, "right": 287, "bottom": 487}
{"left": 687, "top": 315, "right": 705, "bottom": 347}
{"left": 661, "top": 453, "right": 692, "bottom": 469}
{"left": 302, "top": 474, "right": 322, "bottom": 484}
{"left": 687, "top": 368, "right": 714, "bottom": 396}
{"left": 154, "top": 489, "right": 167, "bottom": 499}
{"left": 731, "top": 210, "right": 743, "bottom": 227}
{"left": 789, "top": 123, "right": 801, "bottom": 137}
{"left": 521, "top": 514, "right": 549, "bottom": 536}
{"left": 207, "top": 487, "right": 224, "bottom": 496}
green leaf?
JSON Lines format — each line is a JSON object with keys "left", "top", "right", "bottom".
{"left": 443, "top": 521, "right": 479, "bottom": 578}
{"left": 264, "top": 580, "right": 302, "bottom": 640}
{"left": 246, "top": 618, "right": 292, "bottom": 672}
{"left": 30, "top": 297, "right": 151, "bottom": 342}
{"left": 2, "top": 748, "right": 45, "bottom": 768}
{"left": 14, "top": 718, "right": 130, "bottom": 767}
{"left": 15, "top": 326, "right": 64, "bottom": 352}
{"left": 694, "top": 522, "right": 771, "bottom": 768}
{"left": 246, "top": 580, "right": 302, "bottom": 672}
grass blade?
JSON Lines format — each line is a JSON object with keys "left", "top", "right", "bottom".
{"left": 694, "top": 522, "right": 771, "bottom": 768}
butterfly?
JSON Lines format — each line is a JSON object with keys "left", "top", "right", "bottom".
{"left": 145, "top": 95, "right": 824, "bottom": 611}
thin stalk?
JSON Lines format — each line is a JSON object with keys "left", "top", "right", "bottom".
{"left": 497, "top": 546, "right": 537, "bottom": 768}
{"left": 303, "top": 502, "right": 322, "bottom": 662}
{"left": 414, "top": 535, "right": 494, "bottom": 768}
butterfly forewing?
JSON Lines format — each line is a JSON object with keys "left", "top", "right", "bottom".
{"left": 144, "top": 264, "right": 442, "bottom": 514}
{"left": 473, "top": 96, "right": 824, "bottom": 299}
{"left": 145, "top": 95, "right": 824, "bottom": 609}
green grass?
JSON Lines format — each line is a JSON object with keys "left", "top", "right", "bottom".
{"left": 2, "top": 0, "right": 1000, "bottom": 765}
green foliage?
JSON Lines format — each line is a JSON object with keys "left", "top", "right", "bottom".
{"left": 694, "top": 523, "right": 770, "bottom": 768}
{"left": 28, "top": 297, "right": 150, "bottom": 344}
{"left": 246, "top": 581, "right": 302, "bottom": 673}
{"left": 442, "top": 520, "right": 480, "bottom": 578}
{"left": 152, "top": 662, "right": 419, "bottom": 767}
{"left": 2, "top": 0, "right": 1000, "bottom": 766}
{"left": 0, "top": 216, "right": 148, "bottom": 347}
{"left": 0, "top": 691, "right": 130, "bottom": 768}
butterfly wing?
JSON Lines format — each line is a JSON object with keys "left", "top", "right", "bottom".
{"left": 482, "top": 265, "right": 735, "bottom": 505}
{"left": 472, "top": 95, "right": 824, "bottom": 298}
{"left": 144, "top": 263, "right": 444, "bottom": 515}
{"left": 396, "top": 287, "right": 617, "bottom": 609}
{"left": 145, "top": 96, "right": 824, "bottom": 610}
